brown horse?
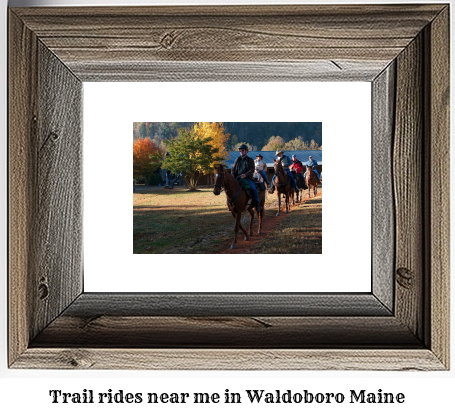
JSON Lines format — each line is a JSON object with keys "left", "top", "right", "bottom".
{"left": 305, "top": 166, "right": 319, "bottom": 197}
{"left": 213, "top": 165, "right": 265, "bottom": 249}
{"left": 272, "top": 159, "right": 294, "bottom": 216}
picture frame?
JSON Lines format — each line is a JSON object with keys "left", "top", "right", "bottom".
{"left": 8, "top": 4, "right": 449, "bottom": 370}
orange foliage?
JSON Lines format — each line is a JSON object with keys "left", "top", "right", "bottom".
{"left": 133, "top": 137, "right": 162, "bottom": 178}
{"left": 193, "top": 122, "right": 230, "bottom": 167}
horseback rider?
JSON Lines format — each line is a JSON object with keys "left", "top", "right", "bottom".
{"left": 304, "top": 155, "right": 321, "bottom": 182}
{"left": 232, "top": 144, "right": 262, "bottom": 212}
{"left": 254, "top": 154, "right": 269, "bottom": 185}
{"left": 290, "top": 154, "right": 306, "bottom": 188}
{"left": 268, "top": 149, "right": 299, "bottom": 194}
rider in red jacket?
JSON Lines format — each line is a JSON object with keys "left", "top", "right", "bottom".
{"left": 290, "top": 155, "right": 304, "bottom": 174}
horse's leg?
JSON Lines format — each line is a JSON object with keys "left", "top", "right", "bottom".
{"left": 235, "top": 196, "right": 250, "bottom": 241}
{"left": 258, "top": 204, "right": 263, "bottom": 234}
{"left": 231, "top": 213, "right": 240, "bottom": 249}
{"left": 237, "top": 211, "right": 250, "bottom": 240}
{"left": 276, "top": 191, "right": 281, "bottom": 216}
{"left": 247, "top": 208, "right": 254, "bottom": 237}
{"left": 231, "top": 213, "right": 241, "bottom": 249}
{"left": 238, "top": 220, "right": 249, "bottom": 241}
{"left": 288, "top": 187, "right": 292, "bottom": 212}
{"left": 285, "top": 189, "right": 289, "bottom": 214}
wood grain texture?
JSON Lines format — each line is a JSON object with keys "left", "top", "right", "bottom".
{"left": 64, "top": 293, "right": 391, "bottom": 317}
{"left": 9, "top": 11, "right": 84, "bottom": 365}
{"left": 70, "top": 60, "right": 387, "bottom": 82}
{"left": 13, "top": 349, "right": 445, "bottom": 371}
{"left": 8, "top": 4, "right": 450, "bottom": 370}
{"left": 372, "top": 63, "right": 395, "bottom": 312}
{"left": 426, "top": 6, "right": 450, "bottom": 368}
{"left": 11, "top": 5, "right": 445, "bottom": 82}
{"left": 32, "top": 42, "right": 83, "bottom": 339}
{"left": 393, "top": 34, "right": 424, "bottom": 340}
{"left": 8, "top": 11, "right": 38, "bottom": 366}
{"left": 31, "top": 316, "right": 421, "bottom": 348}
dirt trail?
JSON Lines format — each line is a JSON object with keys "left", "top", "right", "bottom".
{"left": 216, "top": 188, "right": 322, "bottom": 254}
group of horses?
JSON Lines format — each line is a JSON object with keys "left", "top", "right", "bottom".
{"left": 213, "top": 160, "right": 320, "bottom": 250}
{"left": 273, "top": 161, "right": 319, "bottom": 215}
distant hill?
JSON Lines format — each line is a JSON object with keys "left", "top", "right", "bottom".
{"left": 133, "top": 122, "right": 322, "bottom": 151}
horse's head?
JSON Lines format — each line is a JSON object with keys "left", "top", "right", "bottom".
{"left": 213, "top": 165, "right": 225, "bottom": 196}
{"left": 274, "top": 159, "right": 284, "bottom": 176}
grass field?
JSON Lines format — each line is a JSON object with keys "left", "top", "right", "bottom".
{"left": 133, "top": 185, "right": 322, "bottom": 254}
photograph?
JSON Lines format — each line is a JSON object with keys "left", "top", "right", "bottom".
{"left": 133, "top": 122, "right": 322, "bottom": 254}
{"left": 4, "top": 0, "right": 449, "bottom": 379}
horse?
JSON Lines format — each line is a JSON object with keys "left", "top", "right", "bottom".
{"left": 272, "top": 159, "right": 294, "bottom": 216}
{"left": 305, "top": 165, "right": 319, "bottom": 197}
{"left": 213, "top": 165, "right": 265, "bottom": 249}
{"left": 291, "top": 170, "right": 306, "bottom": 202}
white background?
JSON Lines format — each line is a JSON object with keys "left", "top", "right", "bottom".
{"left": 84, "top": 82, "right": 371, "bottom": 292}
{"left": 1, "top": 1, "right": 454, "bottom": 415}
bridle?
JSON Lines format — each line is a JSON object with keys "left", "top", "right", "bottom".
{"left": 213, "top": 171, "right": 242, "bottom": 205}
{"left": 274, "top": 161, "right": 289, "bottom": 187}
{"left": 213, "top": 171, "right": 236, "bottom": 193}
{"left": 213, "top": 172, "right": 225, "bottom": 193}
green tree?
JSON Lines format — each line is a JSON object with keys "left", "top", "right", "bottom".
{"left": 161, "top": 129, "right": 221, "bottom": 191}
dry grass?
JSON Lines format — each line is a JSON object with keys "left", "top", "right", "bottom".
{"left": 133, "top": 185, "right": 322, "bottom": 254}
{"left": 255, "top": 195, "right": 322, "bottom": 254}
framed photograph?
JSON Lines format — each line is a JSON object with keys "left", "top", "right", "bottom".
{"left": 8, "top": 4, "right": 449, "bottom": 370}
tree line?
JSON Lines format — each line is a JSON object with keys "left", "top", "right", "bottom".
{"left": 133, "top": 122, "right": 322, "bottom": 152}
{"left": 133, "top": 122, "right": 322, "bottom": 191}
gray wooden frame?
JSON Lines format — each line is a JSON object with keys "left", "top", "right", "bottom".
{"left": 8, "top": 4, "right": 449, "bottom": 370}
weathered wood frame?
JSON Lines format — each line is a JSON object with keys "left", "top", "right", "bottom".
{"left": 8, "top": 5, "right": 449, "bottom": 370}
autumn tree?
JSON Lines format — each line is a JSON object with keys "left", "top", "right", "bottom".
{"left": 133, "top": 138, "right": 162, "bottom": 183}
{"left": 309, "top": 139, "right": 321, "bottom": 150}
{"left": 284, "top": 136, "right": 310, "bottom": 151}
{"left": 161, "top": 129, "right": 221, "bottom": 191}
{"left": 261, "top": 136, "right": 286, "bottom": 152}
{"left": 193, "top": 122, "right": 230, "bottom": 165}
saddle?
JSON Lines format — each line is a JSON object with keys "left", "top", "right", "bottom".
{"left": 233, "top": 179, "right": 264, "bottom": 212}
{"left": 253, "top": 180, "right": 267, "bottom": 192}
{"left": 240, "top": 178, "right": 266, "bottom": 193}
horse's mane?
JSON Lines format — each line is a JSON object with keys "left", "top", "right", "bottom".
{"left": 217, "top": 168, "right": 239, "bottom": 188}
{"left": 274, "top": 160, "right": 285, "bottom": 176}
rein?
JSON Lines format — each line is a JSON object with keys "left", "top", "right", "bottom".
{"left": 214, "top": 172, "right": 244, "bottom": 207}
{"left": 274, "top": 165, "right": 290, "bottom": 187}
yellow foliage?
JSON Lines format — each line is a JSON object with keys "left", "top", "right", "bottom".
{"left": 193, "top": 122, "right": 230, "bottom": 167}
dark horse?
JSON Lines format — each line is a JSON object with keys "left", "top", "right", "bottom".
{"left": 306, "top": 165, "right": 319, "bottom": 197}
{"left": 213, "top": 165, "right": 265, "bottom": 249}
{"left": 272, "top": 159, "right": 294, "bottom": 216}
{"left": 291, "top": 170, "right": 306, "bottom": 202}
